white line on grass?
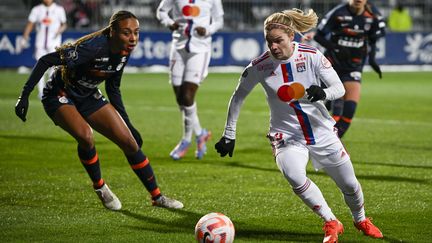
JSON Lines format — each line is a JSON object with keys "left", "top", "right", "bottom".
{"left": 133, "top": 105, "right": 431, "bottom": 127}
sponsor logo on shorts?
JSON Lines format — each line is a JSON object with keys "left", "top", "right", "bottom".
{"left": 59, "top": 96, "right": 68, "bottom": 104}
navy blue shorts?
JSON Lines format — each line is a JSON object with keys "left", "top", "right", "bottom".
{"left": 42, "top": 81, "right": 108, "bottom": 119}
{"left": 335, "top": 69, "right": 363, "bottom": 83}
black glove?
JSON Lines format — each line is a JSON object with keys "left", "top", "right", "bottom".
{"left": 369, "top": 56, "right": 382, "bottom": 79}
{"left": 169, "top": 22, "right": 179, "bottom": 31}
{"left": 15, "top": 96, "right": 29, "bottom": 122}
{"left": 215, "top": 137, "right": 235, "bottom": 157}
{"left": 306, "top": 85, "right": 326, "bottom": 102}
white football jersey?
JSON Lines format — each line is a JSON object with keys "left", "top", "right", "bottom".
{"left": 28, "top": 3, "right": 66, "bottom": 50}
{"left": 156, "top": 0, "right": 224, "bottom": 53}
{"left": 223, "top": 42, "right": 344, "bottom": 145}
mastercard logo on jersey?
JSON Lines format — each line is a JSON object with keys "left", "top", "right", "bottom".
{"left": 277, "top": 83, "right": 305, "bottom": 102}
{"left": 42, "top": 17, "right": 52, "bottom": 25}
{"left": 182, "top": 5, "right": 200, "bottom": 17}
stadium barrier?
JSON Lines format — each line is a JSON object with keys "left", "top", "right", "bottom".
{"left": 0, "top": 31, "right": 431, "bottom": 67}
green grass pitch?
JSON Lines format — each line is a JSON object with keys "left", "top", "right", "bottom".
{"left": 1, "top": 70, "right": 431, "bottom": 242}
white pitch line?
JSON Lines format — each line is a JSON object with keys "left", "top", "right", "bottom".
{"left": 133, "top": 105, "right": 432, "bottom": 127}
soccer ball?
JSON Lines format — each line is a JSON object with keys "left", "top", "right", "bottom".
{"left": 195, "top": 212, "right": 235, "bottom": 243}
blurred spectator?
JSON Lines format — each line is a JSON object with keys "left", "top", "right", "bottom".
{"left": 388, "top": 2, "right": 412, "bottom": 32}
{"left": 70, "top": 0, "right": 91, "bottom": 28}
{"left": 21, "top": 0, "right": 67, "bottom": 99}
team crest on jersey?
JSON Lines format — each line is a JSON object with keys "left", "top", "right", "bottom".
{"left": 116, "top": 63, "right": 124, "bottom": 71}
{"left": 67, "top": 50, "right": 78, "bottom": 60}
{"left": 58, "top": 96, "right": 68, "bottom": 104}
{"left": 296, "top": 62, "right": 306, "bottom": 72}
{"left": 364, "top": 23, "right": 371, "bottom": 31}
{"left": 321, "top": 56, "right": 332, "bottom": 69}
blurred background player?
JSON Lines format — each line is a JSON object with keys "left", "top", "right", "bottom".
{"left": 313, "top": 0, "right": 386, "bottom": 138}
{"left": 215, "top": 8, "right": 383, "bottom": 243}
{"left": 156, "top": 0, "right": 224, "bottom": 160}
{"left": 21, "top": 0, "right": 67, "bottom": 99}
{"left": 15, "top": 10, "right": 183, "bottom": 210}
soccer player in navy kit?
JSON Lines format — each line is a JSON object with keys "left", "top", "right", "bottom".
{"left": 15, "top": 10, "right": 183, "bottom": 210}
{"left": 215, "top": 8, "right": 383, "bottom": 243}
{"left": 314, "top": 0, "right": 386, "bottom": 138}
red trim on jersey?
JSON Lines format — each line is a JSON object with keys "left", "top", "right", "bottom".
{"left": 252, "top": 51, "right": 270, "bottom": 66}
{"left": 281, "top": 64, "right": 289, "bottom": 83}
{"left": 298, "top": 43, "right": 317, "bottom": 54}
{"left": 298, "top": 49, "right": 317, "bottom": 54}
{"left": 298, "top": 43, "right": 317, "bottom": 50}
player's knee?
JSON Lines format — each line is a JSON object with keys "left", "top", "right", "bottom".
{"left": 183, "top": 94, "right": 194, "bottom": 106}
{"left": 119, "top": 135, "right": 139, "bottom": 154}
{"left": 286, "top": 173, "right": 307, "bottom": 188}
{"left": 280, "top": 166, "right": 307, "bottom": 187}
{"left": 76, "top": 128, "right": 94, "bottom": 150}
{"left": 341, "top": 179, "right": 359, "bottom": 195}
{"left": 178, "top": 95, "right": 194, "bottom": 106}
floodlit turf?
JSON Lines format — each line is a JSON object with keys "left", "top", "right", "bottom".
{"left": 1, "top": 70, "right": 431, "bottom": 242}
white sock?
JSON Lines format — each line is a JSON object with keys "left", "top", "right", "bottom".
{"left": 324, "top": 162, "right": 366, "bottom": 223}
{"left": 184, "top": 103, "right": 202, "bottom": 136}
{"left": 343, "top": 182, "right": 366, "bottom": 223}
{"left": 294, "top": 179, "right": 337, "bottom": 221}
{"left": 181, "top": 105, "right": 194, "bottom": 142}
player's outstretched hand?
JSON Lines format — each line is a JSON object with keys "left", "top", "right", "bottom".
{"left": 15, "top": 96, "right": 29, "bottom": 122}
{"left": 215, "top": 137, "right": 235, "bottom": 157}
{"left": 306, "top": 85, "right": 326, "bottom": 102}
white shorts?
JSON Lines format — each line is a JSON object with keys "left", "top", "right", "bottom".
{"left": 268, "top": 130, "right": 350, "bottom": 170}
{"left": 169, "top": 48, "right": 210, "bottom": 86}
{"left": 35, "top": 46, "right": 56, "bottom": 60}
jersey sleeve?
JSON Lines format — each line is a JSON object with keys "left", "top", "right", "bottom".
{"left": 60, "top": 6, "right": 67, "bottom": 24}
{"left": 156, "top": 0, "right": 175, "bottom": 27}
{"left": 316, "top": 6, "right": 338, "bottom": 35}
{"left": 368, "top": 4, "right": 386, "bottom": 42}
{"left": 313, "top": 50, "right": 345, "bottom": 101}
{"left": 105, "top": 70, "right": 128, "bottom": 120}
{"left": 28, "top": 7, "right": 38, "bottom": 23}
{"left": 223, "top": 64, "right": 259, "bottom": 139}
{"left": 207, "top": 0, "right": 224, "bottom": 35}
{"left": 20, "top": 51, "right": 62, "bottom": 97}
{"left": 314, "top": 6, "right": 339, "bottom": 50}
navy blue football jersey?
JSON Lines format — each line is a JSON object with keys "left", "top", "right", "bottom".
{"left": 21, "top": 34, "right": 129, "bottom": 99}
{"left": 316, "top": 3, "right": 385, "bottom": 70}
{"left": 57, "top": 35, "right": 129, "bottom": 98}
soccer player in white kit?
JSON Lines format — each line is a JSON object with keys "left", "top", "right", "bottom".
{"left": 214, "top": 8, "right": 383, "bottom": 243}
{"left": 156, "top": 0, "right": 224, "bottom": 160}
{"left": 21, "top": 0, "right": 67, "bottom": 99}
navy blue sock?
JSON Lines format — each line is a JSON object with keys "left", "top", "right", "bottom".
{"left": 335, "top": 100, "right": 357, "bottom": 138}
{"left": 78, "top": 145, "right": 103, "bottom": 189}
{"left": 126, "top": 150, "right": 161, "bottom": 200}
{"left": 332, "top": 98, "right": 344, "bottom": 118}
